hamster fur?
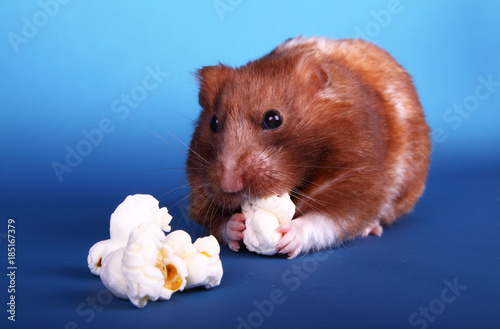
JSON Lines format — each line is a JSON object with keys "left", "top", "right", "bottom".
{"left": 186, "top": 36, "right": 431, "bottom": 258}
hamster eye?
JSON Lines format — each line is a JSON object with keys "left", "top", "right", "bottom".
{"left": 262, "top": 110, "right": 283, "bottom": 130}
{"left": 209, "top": 115, "right": 220, "bottom": 133}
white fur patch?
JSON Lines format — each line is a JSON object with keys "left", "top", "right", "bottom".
{"left": 279, "top": 36, "right": 312, "bottom": 49}
{"left": 293, "top": 213, "right": 340, "bottom": 253}
{"left": 385, "top": 86, "right": 410, "bottom": 122}
{"left": 379, "top": 86, "right": 413, "bottom": 221}
{"left": 279, "top": 36, "right": 321, "bottom": 52}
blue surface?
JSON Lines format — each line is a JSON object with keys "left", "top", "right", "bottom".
{"left": 1, "top": 1, "right": 499, "bottom": 328}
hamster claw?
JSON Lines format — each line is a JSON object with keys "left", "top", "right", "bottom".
{"left": 228, "top": 240, "right": 241, "bottom": 252}
{"left": 225, "top": 213, "right": 246, "bottom": 252}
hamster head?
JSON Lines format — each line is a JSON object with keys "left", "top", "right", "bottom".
{"left": 187, "top": 51, "right": 343, "bottom": 210}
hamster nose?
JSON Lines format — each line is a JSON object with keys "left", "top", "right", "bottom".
{"left": 220, "top": 172, "right": 244, "bottom": 193}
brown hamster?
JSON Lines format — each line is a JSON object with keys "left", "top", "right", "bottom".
{"left": 186, "top": 36, "right": 431, "bottom": 258}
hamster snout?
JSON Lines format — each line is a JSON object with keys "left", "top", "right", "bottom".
{"left": 186, "top": 36, "right": 431, "bottom": 258}
{"left": 214, "top": 136, "right": 292, "bottom": 208}
{"left": 217, "top": 150, "right": 268, "bottom": 193}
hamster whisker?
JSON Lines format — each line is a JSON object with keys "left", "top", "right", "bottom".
{"left": 158, "top": 183, "right": 191, "bottom": 200}
{"left": 153, "top": 120, "right": 211, "bottom": 166}
{"left": 300, "top": 176, "right": 373, "bottom": 208}
{"left": 140, "top": 167, "right": 186, "bottom": 171}
{"left": 282, "top": 163, "right": 374, "bottom": 171}
{"left": 291, "top": 196, "right": 342, "bottom": 234}
{"left": 290, "top": 188, "right": 336, "bottom": 214}
{"left": 263, "top": 168, "right": 371, "bottom": 221}
{"left": 136, "top": 121, "right": 188, "bottom": 154}
{"left": 268, "top": 165, "right": 374, "bottom": 209}
{"left": 206, "top": 197, "right": 221, "bottom": 233}
{"left": 147, "top": 178, "right": 189, "bottom": 197}
{"left": 289, "top": 188, "right": 352, "bottom": 239}
{"left": 137, "top": 120, "right": 210, "bottom": 166}
{"left": 166, "top": 193, "right": 190, "bottom": 214}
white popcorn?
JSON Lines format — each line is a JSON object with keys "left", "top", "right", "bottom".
{"left": 184, "top": 236, "right": 223, "bottom": 289}
{"left": 242, "top": 193, "right": 296, "bottom": 255}
{"left": 87, "top": 239, "right": 122, "bottom": 276}
{"left": 109, "top": 194, "right": 172, "bottom": 245}
{"left": 99, "top": 247, "right": 128, "bottom": 299}
{"left": 163, "top": 232, "right": 223, "bottom": 290}
{"left": 122, "top": 223, "right": 188, "bottom": 308}
{"left": 248, "top": 194, "right": 296, "bottom": 224}
{"left": 194, "top": 235, "right": 220, "bottom": 257}
{"left": 163, "top": 230, "right": 197, "bottom": 259}
{"left": 87, "top": 194, "right": 224, "bottom": 308}
{"left": 87, "top": 194, "right": 172, "bottom": 276}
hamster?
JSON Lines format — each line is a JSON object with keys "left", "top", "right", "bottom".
{"left": 186, "top": 36, "right": 431, "bottom": 258}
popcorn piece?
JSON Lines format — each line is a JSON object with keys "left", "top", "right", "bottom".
{"left": 249, "top": 193, "right": 296, "bottom": 225}
{"left": 163, "top": 230, "right": 197, "bottom": 259}
{"left": 184, "top": 253, "right": 223, "bottom": 289}
{"left": 194, "top": 235, "right": 220, "bottom": 257}
{"left": 87, "top": 239, "right": 122, "bottom": 276}
{"left": 163, "top": 232, "right": 223, "bottom": 290}
{"left": 122, "top": 223, "right": 188, "bottom": 308}
{"left": 109, "top": 194, "right": 172, "bottom": 245}
{"left": 87, "top": 194, "right": 224, "bottom": 308}
{"left": 184, "top": 236, "right": 223, "bottom": 289}
{"left": 99, "top": 247, "right": 128, "bottom": 299}
{"left": 242, "top": 208, "right": 282, "bottom": 255}
{"left": 242, "top": 193, "right": 296, "bottom": 255}
{"left": 87, "top": 194, "right": 172, "bottom": 276}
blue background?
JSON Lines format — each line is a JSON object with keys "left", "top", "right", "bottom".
{"left": 1, "top": 1, "right": 499, "bottom": 328}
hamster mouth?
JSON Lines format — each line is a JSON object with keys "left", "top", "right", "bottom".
{"left": 220, "top": 190, "right": 246, "bottom": 208}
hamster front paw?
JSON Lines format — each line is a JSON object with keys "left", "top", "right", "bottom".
{"left": 277, "top": 221, "right": 303, "bottom": 259}
{"left": 225, "top": 213, "right": 246, "bottom": 252}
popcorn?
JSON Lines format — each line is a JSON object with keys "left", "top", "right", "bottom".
{"left": 87, "top": 194, "right": 172, "bottom": 276}
{"left": 194, "top": 235, "right": 221, "bottom": 257}
{"left": 242, "top": 193, "right": 296, "bottom": 255}
{"left": 99, "top": 247, "right": 127, "bottom": 299}
{"left": 164, "top": 231, "right": 223, "bottom": 289}
{"left": 163, "top": 230, "right": 197, "bottom": 259}
{"left": 109, "top": 194, "right": 172, "bottom": 245}
{"left": 88, "top": 239, "right": 122, "bottom": 276}
{"left": 121, "top": 223, "right": 188, "bottom": 308}
{"left": 87, "top": 194, "right": 223, "bottom": 308}
{"left": 184, "top": 236, "right": 223, "bottom": 289}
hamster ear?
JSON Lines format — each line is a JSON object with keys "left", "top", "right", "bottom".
{"left": 295, "top": 52, "right": 332, "bottom": 90}
{"left": 195, "top": 64, "right": 232, "bottom": 109}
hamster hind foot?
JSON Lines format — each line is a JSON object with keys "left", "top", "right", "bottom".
{"left": 361, "top": 223, "right": 383, "bottom": 237}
